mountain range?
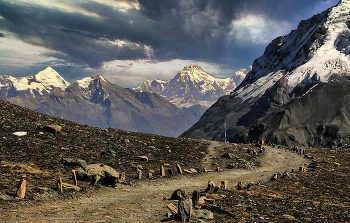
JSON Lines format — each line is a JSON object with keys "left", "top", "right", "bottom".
{"left": 181, "top": 0, "right": 350, "bottom": 148}
{"left": 135, "top": 64, "right": 250, "bottom": 109}
{"left": 0, "top": 67, "right": 199, "bottom": 137}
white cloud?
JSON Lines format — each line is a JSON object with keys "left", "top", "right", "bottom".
{"left": 0, "top": 32, "right": 62, "bottom": 70}
{"left": 229, "top": 14, "right": 292, "bottom": 44}
{"left": 8, "top": 0, "right": 99, "bottom": 17}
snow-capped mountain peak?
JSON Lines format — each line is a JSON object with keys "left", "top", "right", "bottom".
{"left": 135, "top": 64, "right": 250, "bottom": 108}
{"left": 179, "top": 63, "right": 216, "bottom": 83}
{"left": 76, "top": 75, "right": 107, "bottom": 89}
{"left": 0, "top": 67, "right": 69, "bottom": 98}
{"left": 34, "top": 67, "right": 70, "bottom": 90}
{"left": 234, "top": 0, "right": 350, "bottom": 101}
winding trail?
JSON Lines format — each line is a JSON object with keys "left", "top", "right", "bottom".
{"left": 3, "top": 142, "right": 307, "bottom": 222}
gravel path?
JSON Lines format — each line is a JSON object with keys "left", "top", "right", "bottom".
{"left": 2, "top": 142, "right": 307, "bottom": 222}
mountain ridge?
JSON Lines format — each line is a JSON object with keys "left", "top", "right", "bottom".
{"left": 0, "top": 68, "right": 199, "bottom": 137}
{"left": 181, "top": 0, "right": 350, "bottom": 147}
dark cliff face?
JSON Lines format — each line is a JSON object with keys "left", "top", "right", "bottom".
{"left": 231, "top": 83, "right": 350, "bottom": 148}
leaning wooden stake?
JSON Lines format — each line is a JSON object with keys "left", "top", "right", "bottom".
{"left": 16, "top": 179, "right": 26, "bottom": 199}
{"left": 176, "top": 164, "right": 183, "bottom": 174}
{"left": 57, "top": 178, "right": 63, "bottom": 193}
{"left": 72, "top": 170, "right": 78, "bottom": 186}
{"left": 221, "top": 180, "right": 228, "bottom": 190}
{"left": 160, "top": 165, "right": 166, "bottom": 177}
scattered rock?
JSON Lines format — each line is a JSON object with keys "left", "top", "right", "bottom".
{"left": 140, "top": 156, "right": 149, "bottom": 162}
{"left": 13, "top": 132, "right": 27, "bottom": 137}
{"left": 59, "top": 158, "right": 87, "bottom": 169}
{"left": 281, "top": 214, "right": 296, "bottom": 221}
{"left": 222, "top": 153, "right": 236, "bottom": 159}
{"left": 192, "top": 209, "right": 214, "bottom": 220}
{"left": 0, "top": 193, "right": 12, "bottom": 200}
{"left": 101, "top": 149, "right": 116, "bottom": 157}
{"left": 271, "top": 174, "right": 278, "bottom": 181}
{"left": 190, "top": 168, "right": 198, "bottom": 173}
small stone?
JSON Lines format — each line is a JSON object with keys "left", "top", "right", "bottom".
{"left": 271, "top": 174, "right": 278, "bottom": 181}
{"left": 281, "top": 214, "right": 296, "bottom": 221}
{"left": 140, "top": 156, "right": 148, "bottom": 162}
{"left": 190, "top": 168, "right": 198, "bottom": 173}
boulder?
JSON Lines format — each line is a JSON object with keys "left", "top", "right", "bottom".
{"left": 59, "top": 158, "right": 87, "bottom": 169}
{"left": 178, "top": 198, "right": 192, "bottom": 222}
{"left": 39, "top": 125, "right": 62, "bottom": 133}
{"left": 192, "top": 209, "right": 214, "bottom": 220}
{"left": 76, "top": 164, "right": 119, "bottom": 186}
{"left": 171, "top": 189, "right": 187, "bottom": 200}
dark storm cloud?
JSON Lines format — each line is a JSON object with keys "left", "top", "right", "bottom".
{"left": 0, "top": 0, "right": 338, "bottom": 70}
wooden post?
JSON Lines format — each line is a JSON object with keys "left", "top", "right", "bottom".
{"left": 221, "top": 180, "right": 228, "bottom": 190}
{"left": 120, "top": 172, "right": 126, "bottom": 183}
{"left": 160, "top": 165, "right": 165, "bottom": 177}
{"left": 72, "top": 170, "right": 77, "bottom": 186}
{"left": 192, "top": 191, "right": 200, "bottom": 204}
{"left": 57, "top": 178, "right": 63, "bottom": 193}
{"left": 137, "top": 169, "right": 142, "bottom": 180}
{"left": 176, "top": 164, "right": 183, "bottom": 174}
{"left": 16, "top": 179, "right": 26, "bottom": 199}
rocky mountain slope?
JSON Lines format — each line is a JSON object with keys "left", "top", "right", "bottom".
{"left": 0, "top": 68, "right": 199, "bottom": 137}
{"left": 135, "top": 64, "right": 250, "bottom": 118}
{"left": 181, "top": 0, "right": 350, "bottom": 147}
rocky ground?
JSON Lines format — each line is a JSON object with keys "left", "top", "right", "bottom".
{"left": 1, "top": 98, "right": 349, "bottom": 222}
{"left": 0, "top": 99, "right": 263, "bottom": 211}
{"left": 214, "top": 145, "right": 350, "bottom": 222}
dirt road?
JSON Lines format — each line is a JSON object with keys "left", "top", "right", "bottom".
{"left": 2, "top": 142, "right": 307, "bottom": 222}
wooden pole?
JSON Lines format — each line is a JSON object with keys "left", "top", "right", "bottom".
{"left": 16, "top": 179, "right": 26, "bottom": 199}
{"left": 72, "top": 170, "right": 77, "bottom": 186}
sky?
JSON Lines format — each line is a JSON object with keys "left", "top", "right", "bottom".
{"left": 0, "top": 0, "right": 339, "bottom": 88}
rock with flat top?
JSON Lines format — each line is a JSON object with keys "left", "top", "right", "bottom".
{"left": 76, "top": 164, "right": 119, "bottom": 186}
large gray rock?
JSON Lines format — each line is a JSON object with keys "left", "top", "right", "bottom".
{"left": 192, "top": 209, "right": 214, "bottom": 220}
{"left": 178, "top": 198, "right": 192, "bottom": 222}
{"left": 76, "top": 164, "right": 119, "bottom": 186}
{"left": 59, "top": 158, "right": 87, "bottom": 169}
